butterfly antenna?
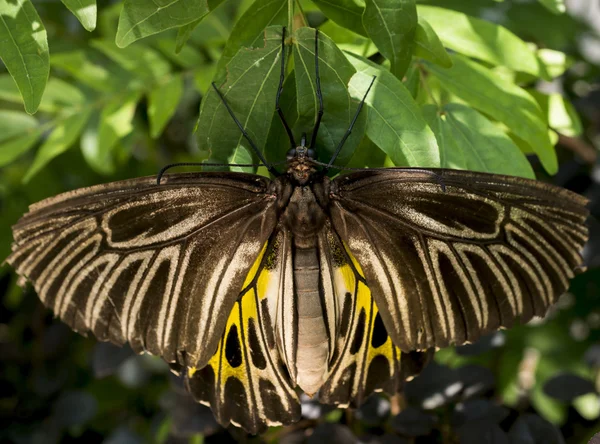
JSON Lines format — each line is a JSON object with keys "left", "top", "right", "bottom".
{"left": 276, "top": 27, "right": 296, "bottom": 148}
{"left": 309, "top": 29, "right": 324, "bottom": 150}
{"left": 156, "top": 161, "right": 286, "bottom": 184}
{"left": 211, "top": 82, "right": 280, "bottom": 177}
{"left": 324, "top": 76, "right": 377, "bottom": 172}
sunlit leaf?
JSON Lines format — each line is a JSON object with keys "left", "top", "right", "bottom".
{"left": 363, "top": 0, "right": 417, "bottom": 79}
{"left": 318, "top": 20, "right": 376, "bottom": 57}
{"left": 83, "top": 92, "right": 140, "bottom": 174}
{"left": 530, "top": 91, "right": 583, "bottom": 137}
{"left": 294, "top": 27, "right": 366, "bottom": 164}
{"left": 197, "top": 26, "right": 283, "bottom": 166}
{"left": 537, "top": 0, "right": 566, "bottom": 14}
{"left": 418, "top": 6, "right": 542, "bottom": 78}
{"left": 61, "top": 0, "right": 96, "bottom": 31}
{"left": 148, "top": 74, "right": 184, "bottom": 138}
{"left": 414, "top": 18, "right": 452, "bottom": 69}
{"left": 346, "top": 53, "right": 440, "bottom": 167}
{"left": 573, "top": 394, "right": 600, "bottom": 421}
{"left": 312, "top": 0, "right": 366, "bottom": 37}
{"left": 116, "top": 0, "right": 225, "bottom": 48}
{"left": 23, "top": 109, "right": 93, "bottom": 182}
{"left": 425, "top": 54, "right": 557, "bottom": 174}
{"left": 176, "top": 19, "right": 201, "bottom": 53}
{"left": 422, "top": 103, "right": 534, "bottom": 178}
{"left": 537, "top": 49, "right": 573, "bottom": 79}
{"left": 0, "top": 0, "right": 49, "bottom": 113}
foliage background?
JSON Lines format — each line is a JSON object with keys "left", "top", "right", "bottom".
{"left": 1, "top": 0, "right": 600, "bottom": 442}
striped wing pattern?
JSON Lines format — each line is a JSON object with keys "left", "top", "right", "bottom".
{"left": 7, "top": 173, "right": 278, "bottom": 370}
{"left": 330, "top": 168, "right": 589, "bottom": 352}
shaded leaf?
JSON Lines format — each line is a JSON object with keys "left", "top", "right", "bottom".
{"left": 543, "top": 373, "right": 595, "bottom": 402}
{"left": 148, "top": 74, "right": 184, "bottom": 138}
{"left": 294, "top": 27, "right": 366, "bottom": 164}
{"left": 23, "top": 109, "right": 92, "bottom": 182}
{"left": 508, "top": 414, "right": 565, "bottom": 444}
{"left": 0, "top": 110, "right": 38, "bottom": 143}
{"left": 91, "top": 39, "right": 171, "bottom": 81}
{"left": 457, "top": 421, "right": 510, "bottom": 444}
{"left": 176, "top": 19, "right": 201, "bottom": 54}
{"left": 404, "top": 362, "right": 463, "bottom": 409}
{"left": 418, "top": 6, "right": 542, "bottom": 78}
{"left": 312, "top": 0, "right": 366, "bottom": 37}
{"left": 0, "top": 129, "right": 42, "bottom": 167}
{"left": 52, "top": 390, "right": 98, "bottom": 427}
{"left": 355, "top": 395, "right": 390, "bottom": 426}
{"left": 196, "top": 26, "right": 283, "bottom": 165}
{"left": 318, "top": 20, "right": 377, "bottom": 57}
{"left": 346, "top": 52, "right": 440, "bottom": 167}
{"left": 308, "top": 423, "right": 357, "bottom": 444}
{"left": 363, "top": 0, "right": 417, "bottom": 79}
{"left": 51, "top": 50, "right": 123, "bottom": 92}
{"left": 116, "top": 0, "right": 225, "bottom": 48}
{"left": 422, "top": 103, "right": 534, "bottom": 178}
{"left": 456, "top": 364, "right": 496, "bottom": 399}
{"left": 0, "top": 0, "right": 49, "bottom": 113}
{"left": 214, "top": 0, "right": 288, "bottom": 76}
{"left": 425, "top": 54, "right": 557, "bottom": 174}
{"left": 390, "top": 406, "right": 436, "bottom": 437}
{"left": 452, "top": 399, "right": 509, "bottom": 427}
{"left": 92, "top": 342, "right": 135, "bottom": 378}
{"left": 414, "top": 18, "right": 452, "bottom": 69}
{"left": 61, "top": 0, "right": 96, "bottom": 31}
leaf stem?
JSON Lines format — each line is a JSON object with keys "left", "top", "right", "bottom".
{"left": 418, "top": 64, "right": 441, "bottom": 110}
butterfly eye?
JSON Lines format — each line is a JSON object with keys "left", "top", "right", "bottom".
{"left": 287, "top": 148, "right": 296, "bottom": 161}
{"left": 307, "top": 149, "right": 316, "bottom": 159}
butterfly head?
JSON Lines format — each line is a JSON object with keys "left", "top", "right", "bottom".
{"left": 287, "top": 133, "right": 317, "bottom": 185}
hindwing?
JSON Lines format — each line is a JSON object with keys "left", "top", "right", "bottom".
{"left": 330, "top": 168, "right": 589, "bottom": 352}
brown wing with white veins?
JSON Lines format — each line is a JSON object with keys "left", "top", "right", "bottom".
{"left": 7, "top": 172, "right": 278, "bottom": 370}
{"left": 330, "top": 168, "right": 589, "bottom": 352}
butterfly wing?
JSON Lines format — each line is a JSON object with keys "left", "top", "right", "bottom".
{"left": 329, "top": 168, "right": 589, "bottom": 352}
{"left": 7, "top": 172, "right": 279, "bottom": 370}
{"left": 185, "top": 231, "right": 301, "bottom": 433}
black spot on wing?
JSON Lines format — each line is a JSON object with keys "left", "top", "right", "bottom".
{"left": 186, "top": 364, "right": 216, "bottom": 407}
{"left": 339, "top": 292, "right": 353, "bottom": 338}
{"left": 261, "top": 298, "right": 275, "bottom": 349}
{"left": 225, "top": 324, "right": 243, "bottom": 368}
{"left": 350, "top": 309, "right": 366, "bottom": 355}
{"left": 321, "top": 362, "right": 356, "bottom": 404}
{"left": 371, "top": 312, "right": 388, "bottom": 348}
{"left": 248, "top": 318, "right": 266, "bottom": 370}
{"left": 259, "top": 378, "right": 285, "bottom": 421}
{"left": 365, "top": 354, "right": 391, "bottom": 396}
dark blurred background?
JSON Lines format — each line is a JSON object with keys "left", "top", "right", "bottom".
{"left": 1, "top": 0, "right": 600, "bottom": 442}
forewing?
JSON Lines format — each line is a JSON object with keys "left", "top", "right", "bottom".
{"left": 7, "top": 172, "right": 278, "bottom": 369}
{"left": 330, "top": 168, "right": 589, "bottom": 351}
{"left": 185, "top": 233, "right": 301, "bottom": 433}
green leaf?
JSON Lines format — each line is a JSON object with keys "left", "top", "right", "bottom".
{"left": 345, "top": 135, "right": 387, "bottom": 169}
{"left": 0, "top": 75, "right": 85, "bottom": 112}
{"left": 417, "top": 6, "right": 542, "bottom": 78}
{"left": 425, "top": 54, "right": 557, "bottom": 174}
{"left": 346, "top": 52, "right": 440, "bottom": 167}
{"left": 87, "top": 92, "right": 140, "bottom": 174}
{"left": 530, "top": 91, "right": 583, "bottom": 137}
{"left": 317, "top": 20, "right": 377, "bottom": 58}
{"left": 363, "top": 0, "right": 417, "bottom": 79}
{"left": 414, "top": 18, "right": 452, "bottom": 69}
{"left": 175, "top": 19, "right": 201, "bottom": 53}
{"left": 154, "top": 38, "right": 205, "bottom": 69}
{"left": 61, "top": 0, "right": 97, "bottom": 31}
{"left": 23, "top": 110, "right": 92, "bottom": 182}
{"left": 294, "top": 27, "right": 367, "bottom": 164}
{"left": 116, "top": 0, "right": 225, "bottom": 48}
{"left": 148, "top": 74, "right": 184, "bottom": 138}
{"left": 537, "top": 48, "right": 573, "bottom": 79}
{"left": 91, "top": 40, "right": 171, "bottom": 81}
{"left": 215, "top": 0, "right": 288, "bottom": 76}
{"left": 573, "top": 394, "right": 600, "bottom": 421}
{"left": 196, "top": 26, "right": 283, "bottom": 166}
{"left": 0, "top": 130, "right": 42, "bottom": 167}
{"left": 422, "top": 103, "right": 534, "bottom": 178}
{"left": 312, "top": 0, "right": 367, "bottom": 37}
{"left": 0, "top": 110, "right": 38, "bottom": 143}
{"left": 537, "top": 0, "right": 566, "bottom": 14}
{"left": 51, "top": 50, "right": 123, "bottom": 92}
{"left": 0, "top": 0, "right": 49, "bottom": 114}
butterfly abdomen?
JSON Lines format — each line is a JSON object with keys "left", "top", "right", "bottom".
{"left": 294, "top": 244, "right": 329, "bottom": 396}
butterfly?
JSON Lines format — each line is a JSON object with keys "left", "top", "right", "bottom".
{"left": 6, "top": 28, "right": 589, "bottom": 433}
